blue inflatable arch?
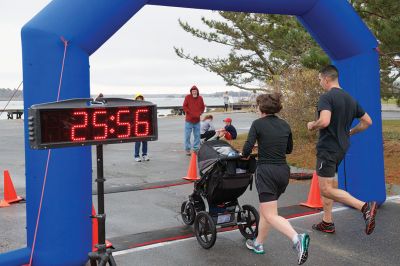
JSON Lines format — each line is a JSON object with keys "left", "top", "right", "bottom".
{"left": 1, "top": 0, "right": 385, "bottom": 265}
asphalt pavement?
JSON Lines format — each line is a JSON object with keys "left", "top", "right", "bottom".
{"left": 1, "top": 110, "right": 399, "bottom": 266}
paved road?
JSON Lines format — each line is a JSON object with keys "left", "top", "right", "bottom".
{"left": 382, "top": 111, "right": 400, "bottom": 120}
{"left": 1, "top": 110, "right": 400, "bottom": 266}
{"left": 114, "top": 198, "right": 400, "bottom": 266}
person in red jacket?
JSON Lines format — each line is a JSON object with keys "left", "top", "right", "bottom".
{"left": 183, "top": 85, "right": 205, "bottom": 155}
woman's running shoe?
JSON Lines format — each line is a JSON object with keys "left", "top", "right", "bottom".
{"left": 246, "top": 239, "right": 265, "bottom": 254}
{"left": 294, "top": 233, "right": 310, "bottom": 265}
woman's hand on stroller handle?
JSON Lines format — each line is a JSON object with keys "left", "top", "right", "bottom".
{"left": 239, "top": 152, "right": 250, "bottom": 160}
{"left": 239, "top": 153, "right": 256, "bottom": 160}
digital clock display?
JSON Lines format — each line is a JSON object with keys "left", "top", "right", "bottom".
{"left": 29, "top": 98, "right": 158, "bottom": 149}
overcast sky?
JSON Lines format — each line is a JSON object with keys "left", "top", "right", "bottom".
{"left": 1, "top": 1, "right": 240, "bottom": 95}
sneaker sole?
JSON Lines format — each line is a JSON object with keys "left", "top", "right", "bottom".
{"left": 366, "top": 202, "right": 377, "bottom": 235}
{"left": 298, "top": 235, "right": 310, "bottom": 265}
{"left": 246, "top": 242, "right": 265, "bottom": 254}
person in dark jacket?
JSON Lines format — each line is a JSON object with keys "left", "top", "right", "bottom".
{"left": 134, "top": 93, "right": 149, "bottom": 162}
{"left": 222, "top": 117, "right": 237, "bottom": 140}
{"left": 242, "top": 93, "right": 310, "bottom": 265}
{"left": 183, "top": 85, "right": 205, "bottom": 155}
{"left": 212, "top": 117, "right": 238, "bottom": 140}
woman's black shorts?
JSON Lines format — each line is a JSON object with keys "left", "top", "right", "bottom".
{"left": 255, "top": 164, "right": 290, "bottom": 203}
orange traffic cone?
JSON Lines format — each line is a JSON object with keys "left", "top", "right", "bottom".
{"left": 182, "top": 152, "right": 199, "bottom": 181}
{"left": 92, "top": 205, "right": 113, "bottom": 251}
{"left": 0, "top": 170, "right": 23, "bottom": 207}
{"left": 300, "top": 171, "right": 323, "bottom": 209}
{"left": 0, "top": 199, "right": 10, "bottom": 207}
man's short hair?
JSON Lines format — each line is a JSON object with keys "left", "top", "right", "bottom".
{"left": 320, "top": 65, "right": 339, "bottom": 80}
{"left": 257, "top": 93, "right": 282, "bottom": 114}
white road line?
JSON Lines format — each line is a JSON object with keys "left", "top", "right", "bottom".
{"left": 113, "top": 195, "right": 400, "bottom": 257}
{"left": 288, "top": 206, "right": 349, "bottom": 221}
{"left": 113, "top": 238, "right": 192, "bottom": 256}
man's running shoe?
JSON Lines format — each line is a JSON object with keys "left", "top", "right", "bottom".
{"left": 362, "top": 201, "right": 377, "bottom": 235}
{"left": 246, "top": 239, "right": 265, "bottom": 254}
{"left": 312, "top": 220, "right": 335, "bottom": 233}
{"left": 294, "top": 233, "right": 310, "bottom": 265}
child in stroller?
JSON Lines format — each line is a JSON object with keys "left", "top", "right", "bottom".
{"left": 181, "top": 140, "right": 259, "bottom": 249}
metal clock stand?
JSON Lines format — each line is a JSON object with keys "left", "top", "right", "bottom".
{"left": 88, "top": 144, "right": 117, "bottom": 266}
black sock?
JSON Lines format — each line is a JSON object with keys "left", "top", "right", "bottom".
{"left": 322, "top": 220, "right": 333, "bottom": 225}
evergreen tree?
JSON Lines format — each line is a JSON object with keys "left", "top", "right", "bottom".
{"left": 351, "top": 0, "right": 400, "bottom": 100}
{"left": 174, "top": 12, "right": 329, "bottom": 91}
{"left": 175, "top": 2, "right": 399, "bottom": 100}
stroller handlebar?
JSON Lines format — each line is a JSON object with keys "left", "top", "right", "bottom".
{"left": 239, "top": 153, "right": 257, "bottom": 160}
{"left": 219, "top": 154, "right": 256, "bottom": 161}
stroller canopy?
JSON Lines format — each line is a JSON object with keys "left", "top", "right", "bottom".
{"left": 198, "top": 140, "right": 239, "bottom": 175}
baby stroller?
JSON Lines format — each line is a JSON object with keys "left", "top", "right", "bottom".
{"left": 181, "top": 140, "right": 259, "bottom": 249}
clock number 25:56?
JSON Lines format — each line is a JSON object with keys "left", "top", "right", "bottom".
{"left": 71, "top": 108, "right": 150, "bottom": 141}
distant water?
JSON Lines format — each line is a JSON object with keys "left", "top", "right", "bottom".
{"left": 0, "top": 97, "right": 238, "bottom": 120}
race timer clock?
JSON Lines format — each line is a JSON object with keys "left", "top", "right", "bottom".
{"left": 28, "top": 98, "right": 158, "bottom": 149}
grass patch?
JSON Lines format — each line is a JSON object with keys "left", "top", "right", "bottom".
{"left": 381, "top": 97, "right": 399, "bottom": 105}
{"left": 384, "top": 140, "right": 400, "bottom": 185}
{"left": 233, "top": 120, "right": 400, "bottom": 185}
{"left": 383, "top": 120, "right": 400, "bottom": 140}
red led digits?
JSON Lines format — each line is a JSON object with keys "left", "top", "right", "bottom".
{"left": 71, "top": 111, "right": 88, "bottom": 141}
{"left": 116, "top": 109, "right": 131, "bottom": 138}
{"left": 135, "top": 108, "right": 150, "bottom": 136}
{"left": 36, "top": 103, "right": 155, "bottom": 148}
{"left": 93, "top": 110, "right": 108, "bottom": 140}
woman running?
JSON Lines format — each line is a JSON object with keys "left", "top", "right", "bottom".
{"left": 242, "top": 93, "right": 310, "bottom": 265}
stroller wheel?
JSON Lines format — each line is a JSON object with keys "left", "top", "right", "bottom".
{"left": 181, "top": 201, "right": 196, "bottom": 225}
{"left": 237, "top": 204, "right": 259, "bottom": 239}
{"left": 194, "top": 211, "right": 217, "bottom": 249}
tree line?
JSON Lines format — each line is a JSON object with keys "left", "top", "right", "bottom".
{"left": 174, "top": 0, "right": 399, "bottom": 102}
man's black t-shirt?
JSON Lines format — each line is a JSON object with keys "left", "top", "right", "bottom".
{"left": 242, "top": 115, "right": 293, "bottom": 165}
{"left": 317, "top": 88, "right": 365, "bottom": 152}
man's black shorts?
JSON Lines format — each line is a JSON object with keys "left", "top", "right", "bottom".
{"left": 316, "top": 150, "right": 345, "bottom": 178}
{"left": 255, "top": 164, "right": 290, "bottom": 202}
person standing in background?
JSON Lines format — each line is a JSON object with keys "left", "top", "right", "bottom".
{"left": 134, "top": 93, "right": 150, "bottom": 162}
{"left": 249, "top": 90, "right": 258, "bottom": 113}
{"left": 223, "top": 91, "right": 229, "bottom": 112}
{"left": 183, "top": 85, "right": 205, "bottom": 155}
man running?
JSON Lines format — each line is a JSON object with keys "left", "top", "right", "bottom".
{"left": 307, "top": 65, "right": 377, "bottom": 235}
